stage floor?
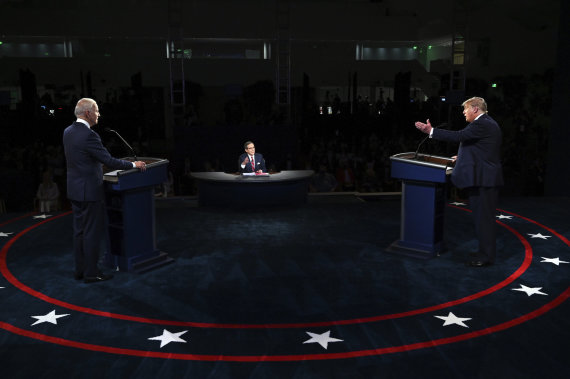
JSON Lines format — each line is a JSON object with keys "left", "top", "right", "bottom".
{"left": 1, "top": 195, "right": 569, "bottom": 378}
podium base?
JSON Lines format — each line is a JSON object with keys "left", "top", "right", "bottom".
{"left": 385, "top": 240, "right": 441, "bottom": 259}
{"left": 131, "top": 252, "right": 174, "bottom": 273}
{"left": 104, "top": 251, "right": 175, "bottom": 273}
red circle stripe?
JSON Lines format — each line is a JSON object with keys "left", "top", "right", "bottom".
{"left": 1, "top": 287, "right": 567, "bottom": 361}
{"left": 1, "top": 213, "right": 532, "bottom": 329}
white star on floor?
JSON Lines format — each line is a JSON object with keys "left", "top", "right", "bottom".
{"left": 303, "top": 330, "right": 343, "bottom": 349}
{"left": 512, "top": 284, "right": 548, "bottom": 297}
{"left": 33, "top": 214, "right": 52, "bottom": 219}
{"left": 31, "top": 310, "right": 70, "bottom": 326}
{"left": 148, "top": 329, "right": 188, "bottom": 348}
{"left": 540, "top": 257, "right": 569, "bottom": 266}
{"left": 450, "top": 202, "right": 466, "bottom": 206}
{"left": 527, "top": 233, "right": 551, "bottom": 239}
{"left": 0, "top": 232, "right": 14, "bottom": 237}
{"left": 496, "top": 214, "right": 512, "bottom": 220}
{"left": 434, "top": 312, "right": 472, "bottom": 328}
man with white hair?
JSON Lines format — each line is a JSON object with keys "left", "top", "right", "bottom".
{"left": 63, "top": 98, "right": 147, "bottom": 283}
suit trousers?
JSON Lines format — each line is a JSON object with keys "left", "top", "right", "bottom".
{"left": 71, "top": 199, "right": 106, "bottom": 277}
{"left": 468, "top": 186, "right": 499, "bottom": 262}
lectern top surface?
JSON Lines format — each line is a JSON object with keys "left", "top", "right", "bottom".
{"left": 103, "top": 157, "right": 169, "bottom": 182}
{"left": 391, "top": 152, "right": 454, "bottom": 170}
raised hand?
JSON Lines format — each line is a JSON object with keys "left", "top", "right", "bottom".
{"left": 414, "top": 119, "right": 433, "bottom": 134}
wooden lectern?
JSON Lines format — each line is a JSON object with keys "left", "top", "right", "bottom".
{"left": 103, "top": 157, "right": 173, "bottom": 272}
{"left": 388, "top": 152, "right": 454, "bottom": 258}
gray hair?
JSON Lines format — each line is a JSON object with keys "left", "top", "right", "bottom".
{"left": 74, "top": 98, "right": 97, "bottom": 117}
{"left": 244, "top": 141, "right": 254, "bottom": 149}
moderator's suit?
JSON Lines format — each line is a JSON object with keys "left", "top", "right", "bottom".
{"left": 432, "top": 113, "right": 504, "bottom": 262}
{"left": 238, "top": 153, "right": 267, "bottom": 173}
{"left": 63, "top": 121, "right": 134, "bottom": 277}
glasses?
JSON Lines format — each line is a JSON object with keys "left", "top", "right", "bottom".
{"left": 246, "top": 146, "right": 255, "bottom": 150}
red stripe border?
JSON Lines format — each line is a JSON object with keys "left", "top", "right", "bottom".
{"left": 1, "top": 287, "right": 568, "bottom": 361}
{"left": 0, "top": 210, "right": 532, "bottom": 329}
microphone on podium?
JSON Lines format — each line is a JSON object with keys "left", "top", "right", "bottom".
{"left": 104, "top": 128, "right": 138, "bottom": 161}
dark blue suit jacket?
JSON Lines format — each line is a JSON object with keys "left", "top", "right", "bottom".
{"left": 63, "top": 121, "right": 134, "bottom": 201}
{"left": 238, "top": 153, "right": 267, "bottom": 173}
{"left": 432, "top": 114, "right": 504, "bottom": 189}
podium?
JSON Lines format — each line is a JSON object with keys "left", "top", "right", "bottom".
{"left": 103, "top": 157, "right": 173, "bottom": 273}
{"left": 388, "top": 152, "right": 454, "bottom": 258}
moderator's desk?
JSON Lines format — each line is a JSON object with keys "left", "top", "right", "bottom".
{"left": 191, "top": 170, "right": 314, "bottom": 207}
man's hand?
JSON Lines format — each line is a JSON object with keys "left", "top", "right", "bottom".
{"left": 414, "top": 119, "right": 433, "bottom": 134}
{"left": 134, "top": 161, "right": 147, "bottom": 171}
{"left": 242, "top": 157, "right": 250, "bottom": 166}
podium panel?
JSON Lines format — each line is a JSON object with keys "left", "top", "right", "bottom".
{"left": 103, "top": 157, "right": 173, "bottom": 273}
{"left": 388, "top": 152, "right": 454, "bottom": 258}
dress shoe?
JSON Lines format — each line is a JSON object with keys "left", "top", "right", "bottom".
{"left": 74, "top": 273, "right": 84, "bottom": 281}
{"left": 84, "top": 273, "right": 114, "bottom": 283}
{"left": 466, "top": 260, "right": 492, "bottom": 267}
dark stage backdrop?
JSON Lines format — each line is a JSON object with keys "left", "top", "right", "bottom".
{"left": 545, "top": 0, "right": 570, "bottom": 196}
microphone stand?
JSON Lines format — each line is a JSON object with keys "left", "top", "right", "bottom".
{"left": 105, "top": 128, "right": 138, "bottom": 161}
{"left": 414, "top": 123, "right": 448, "bottom": 159}
{"left": 414, "top": 135, "right": 429, "bottom": 159}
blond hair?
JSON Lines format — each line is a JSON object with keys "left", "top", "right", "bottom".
{"left": 462, "top": 97, "right": 488, "bottom": 113}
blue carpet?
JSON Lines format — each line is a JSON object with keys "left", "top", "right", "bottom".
{"left": 0, "top": 195, "right": 569, "bottom": 378}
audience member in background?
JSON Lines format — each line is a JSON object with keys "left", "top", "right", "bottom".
{"left": 335, "top": 159, "right": 355, "bottom": 191}
{"left": 36, "top": 171, "right": 60, "bottom": 212}
{"left": 360, "top": 160, "right": 381, "bottom": 192}
{"left": 310, "top": 163, "right": 338, "bottom": 192}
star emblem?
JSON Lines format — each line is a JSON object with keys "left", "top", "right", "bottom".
{"left": 496, "top": 215, "right": 512, "bottom": 220}
{"left": 512, "top": 284, "right": 548, "bottom": 297}
{"left": 303, "top": 330, "right": 343, "bottom": 349}
{"left": 148, "top": 329, "right": 188, "bottom": 348}
{"left": 434, "top": 312, "right": 472, "bottom": 328}
{"left": 527, "top": 233, "right": 551, "bottom": 239}
{"left": 450, "top": 202, "right": 466, "bottom": 206}
{"left": 31, "top": 310, "right": 70, "bottom": 326}
{"left": 33, "top": 214, "right": 52, "bottom": 219}
{"left": 0, "top": 232, "right": 14, "bottom": 237}
{"left": 540, "top": 257, "right": 569, "bottom": 266}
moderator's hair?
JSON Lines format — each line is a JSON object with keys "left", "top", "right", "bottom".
{"left": 74, "top": 98, "right": 96, "bottom": 117}
{"left": 462, "top": 97, "right": 488, "bottom": 113}
{"left": 244, "top": 141, "right": 254, "bottom": 149}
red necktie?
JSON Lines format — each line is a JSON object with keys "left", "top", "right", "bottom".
{"left": 250, "top": 156, "right": 255, "bottom": 171}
